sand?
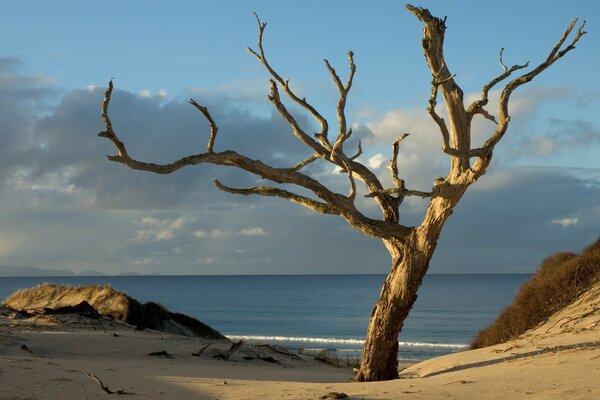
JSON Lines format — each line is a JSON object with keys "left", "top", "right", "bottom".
{"left": 1, "top": 283, "right": 599, "bottom": 399}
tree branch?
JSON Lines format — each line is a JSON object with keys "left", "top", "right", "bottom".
{"left": 388, "top": 134, "right": 409, "bottom": 188}
{"left": 408, "top": 4, "right": 471, "bottom": 173}
{"left": 99, "top": 80, "right": 128, "bottom": 162}
{"left": 480, "top": 18, "right": 586, "bottom": 156}
{"left": 289, "top": 153, "right": 320, "bottom": 172}
{"left": 85, "top": 373, "right": 132, "bottom": 395}
{"left": 267, "top": 80, "right": 325, "bottom": 154}
{"left": 189, "top": 98, "right": 219, "bottom": 153}
{"left": 365, "top": 185, "right": 432, "bottom": 199}
{"left": 214, "top": 180, "right": 339, "bottom": 215}
{"left": 324, "top": 51, "right": 356, "bottom": 159}
{"left": 99, "top": 81, "right": 410, "bottom": 239}
{"left": 466, "top": 47, "right": 529, "bottom": 122}
{"left": 247, "top": 13, "right": 330, "bottom": 143}
{"left": 349, "top": 141, "right": 363, "bottom": 161}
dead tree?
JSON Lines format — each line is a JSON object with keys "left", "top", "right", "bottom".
{"left": 99, "top": 5, "right": 585, "bottom": 381}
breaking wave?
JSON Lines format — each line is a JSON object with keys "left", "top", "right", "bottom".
{"left": 226, "top": 334, "right": 467, "bottom": 349}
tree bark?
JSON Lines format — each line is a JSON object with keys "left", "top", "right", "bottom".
{"left": 356, "top": 183, "right": 468, "bottom": 382}
{"left": 355, "top": 238, "right": 429, "bottom": 381}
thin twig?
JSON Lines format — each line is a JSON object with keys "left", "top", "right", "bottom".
{"left": 85, "top": 373, "right": 134, "bottom": 395}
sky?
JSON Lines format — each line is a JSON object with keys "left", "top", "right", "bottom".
{"left": 0, "top": 0, "right": 598, "bottom": 275}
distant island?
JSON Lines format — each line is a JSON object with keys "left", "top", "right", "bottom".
{"left": 0, "top": 266, "right": 161, "bottom": 277}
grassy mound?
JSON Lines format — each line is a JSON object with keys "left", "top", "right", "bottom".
{"left": 3, "top": 283, "right": 226, "bottom": 340}
{"left": 471, "top": 238, "right": 600, "bottom": 349}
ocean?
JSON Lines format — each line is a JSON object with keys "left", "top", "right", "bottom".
{"left": 0, "top": 274, "right": 530, "bottom": 361}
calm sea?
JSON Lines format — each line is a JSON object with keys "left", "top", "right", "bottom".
{"left": 0, "top": 274, "right": 529, "bottom": 360}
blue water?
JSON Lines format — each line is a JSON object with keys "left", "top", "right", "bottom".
{"left": 0, "top": 274, "right": 529, "bottom": 360}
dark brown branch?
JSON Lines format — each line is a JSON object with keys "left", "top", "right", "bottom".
{"left": 388, "top": 134, "right": 410, "bottom": 189}
{"left": 247, "top": 13, "right": 329, "bottom": 141}
{"left": 99, "top": 80, "right": 128, "bottom": 162}
{"left": 466, "top": 47, "right": 529, "bottom": 121}
{"left": 426, "top": 65, "right": 458, "bottom": 160}
{"left": 189, "top": 99, "right": 219, "bottom": 153}
{"left": 349, "top": 141, "right": 363, "bottom": 161}
{"left": 324, "top": 51, "right": 356, "bottom": 154}
{"left": 85, "top": 373, "right": 132, "bottom": 395}
{"left": 365, "top": 185, "right": 432, "bottom": 199}
{"left": 214, "top": 180, "right": 339, "bottom": 215}
{"left": 213, "top": 340, "right": 243, "bottom": 361}
{"left": 342, "top": 161, "right": 357, "bottom": 202}
{"left": 481, "top": 18, "right": 586, "bottom": 154}
{"left": 267, "top": 80, "right": 325, "bottom": 153}
{"left": 289, "top": 153, "right": 320, "bottom": 172}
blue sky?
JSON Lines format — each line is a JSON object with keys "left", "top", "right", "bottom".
{"left": 0, "top": 1, "right": 598, "bottom": 275}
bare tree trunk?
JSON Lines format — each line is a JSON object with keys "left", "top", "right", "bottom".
{"left": 356, "top": 190, "right": 464, "bottom": 382}
{"left": 355, "top": 238, "right": 430, "bottom": 381}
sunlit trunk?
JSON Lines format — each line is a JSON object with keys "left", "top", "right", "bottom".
{"left": 355, "top": 240, "right": 430, "bottom": 381}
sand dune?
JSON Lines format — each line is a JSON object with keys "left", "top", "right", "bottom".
{"left": 4, "top": 283, "right": 225, "bottom": 340}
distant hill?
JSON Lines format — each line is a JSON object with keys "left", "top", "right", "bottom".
{"left": 0, "top": 266, "right": 111, "bottom": 277}
{"left": 0, "top": 266, "right": 159, "bottom": 277}
{"left": 0, "top": 266, "right": 79, "bottom": 277}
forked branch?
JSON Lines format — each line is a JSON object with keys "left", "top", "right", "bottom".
{"left": 479, "top": 18, "right": 586, "bottom": 157}
{"left": 247, "top": 13, "right": 329, "bottom": 142}
{"left": 466, "top": 48, "right": 529, "bottom": 122}
{"left": 325, "top": 51, "right": 356, "bottom": 158}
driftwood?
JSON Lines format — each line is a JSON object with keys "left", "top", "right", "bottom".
{"left": 20, "top": 344, "right": 33, "bottom": 354}
{"left": 85, "top": 373, "right": 134, "bottom": 395}
{"left": 320, "top": 392, "right": 348, "bottom": 399}
{"left": 257, "top": 344, "right": 301, "bottom": 360}
{"left": 213, "top": 340, "right": 243, "bottom": 360}
{"left": 191, "top": 344, "right": 211, "bottom": 357}
{"left": 45, "top": 301, "right": 100, "bottom": 319}
{"left": 147, "top": 350, "right": 173, "bottom": 358}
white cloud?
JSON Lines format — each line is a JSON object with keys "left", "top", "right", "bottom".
{"left": 367, "top": 153, "right": 386, "bottom": 169}
{"left": 211, "top": 229, "right": 232, "bottom": 238}
{"left": 192, "top": 228, "right": 232, "bottom": 239}
{"left": 134, "top": 257, "right": 159, "bottom": 265}
{"left": 194, "top": 257, "right": 214, "bottom": 265}
{"left": 193, "top": 227, "right": 267, "bottom": 238}
{"left": 551, "top": 217, "right": 579, "bottom": 227}
{"left": 239, "top": 227, "right": 267, "bottom": 236}
{"left": 133, "top": 217, "right": 185, "bottom": 242}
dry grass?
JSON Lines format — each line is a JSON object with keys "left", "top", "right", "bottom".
{"left": 3, "top": 283, "right": 226, "bottom": 340}
{"left": 4, "top": 283, "right": 130, "bottom": 319}
{"left": 471, "top": 238, "right": 600, "bottom": 349}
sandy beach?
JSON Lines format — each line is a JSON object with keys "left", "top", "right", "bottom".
{"left": 1, "top": 282, "right": 599, "bottom": 399}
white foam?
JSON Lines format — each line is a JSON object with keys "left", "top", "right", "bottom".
{"left": 226, "top": 335, "right": 467, "bottom": 349}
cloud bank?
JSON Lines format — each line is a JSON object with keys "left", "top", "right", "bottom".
{"left": 0, "top": 57, "right": 598, "bottom": 275}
